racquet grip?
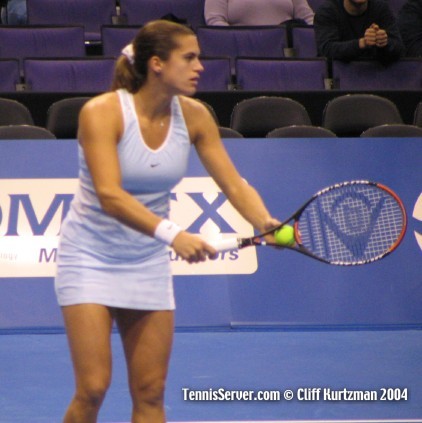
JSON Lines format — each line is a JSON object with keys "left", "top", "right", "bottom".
{"left": 207, "top": 238, "right": 240, "bottom": 252}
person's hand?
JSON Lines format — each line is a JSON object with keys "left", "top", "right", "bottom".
{"left": 360, "top": 24, "right": 388, "bottom": 49}
{"left": 361, "top": 24, "right": 378, "bottom": 48}
{"left": 375, "top": 28, "right": 388, "bottom": 47}
{"left": 260, "top": 217, "right": 282, "bottom": 245}
{"left": 171, "top": 232, "right": 218, "bottom": 263}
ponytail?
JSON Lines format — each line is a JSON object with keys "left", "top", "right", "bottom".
{"left": 111, "top": 56, "right": 144, "bottom": 93}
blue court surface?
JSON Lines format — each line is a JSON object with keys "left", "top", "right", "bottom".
{"left": 0, "top": 329, "right": 421, "bottom": 423}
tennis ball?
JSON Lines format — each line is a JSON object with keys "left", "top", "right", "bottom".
{"left": 274, "top": 225, "right": 295, "bottom": 246}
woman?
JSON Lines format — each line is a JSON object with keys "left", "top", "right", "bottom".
{"left": 55, "top": 20, "right": 279, "bottom": 423}
{"left": 204, "top": 0, "right": 314, "bottom": 26}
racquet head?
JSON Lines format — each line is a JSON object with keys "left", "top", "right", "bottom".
{"left": 290, "top": 181, "right": 407, "bottom": 265}
{"left": 210, "top": 180, "right": 407, "bottom": 266}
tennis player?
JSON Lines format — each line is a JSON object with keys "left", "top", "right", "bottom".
{"left": 55, "top": 20, "right": 279, "bottom": 423}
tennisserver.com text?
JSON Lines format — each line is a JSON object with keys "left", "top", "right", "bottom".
{"left": 182, "top": 387, "right": 408, "bottom": 402}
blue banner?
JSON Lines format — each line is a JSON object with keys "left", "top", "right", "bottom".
{"left": 0, "top": 138, "right": 421, "bottom": 331}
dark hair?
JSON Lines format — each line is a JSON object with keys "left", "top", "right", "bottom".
{"left": 111, "top": 20, "right": 195, "bottom": 93}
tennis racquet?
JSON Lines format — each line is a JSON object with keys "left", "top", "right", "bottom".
{"left": 209, "top": 180, "right": 407, "bottom": 266}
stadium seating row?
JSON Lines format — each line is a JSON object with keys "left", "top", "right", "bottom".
{"left": 0, "top": 57, "right": 230, "bottom": 92}
{"left": 23, "top": 0, "right": 207, "bottom": 41}
{"left": 0, "top": 24, "right": 296, "bottom": 61}
{"left": 2, "top": 94, "right": 422, "bottom": 139}
{"left": 1, "top": 23, "right": 422, "bottom": 93}
{"left": 13, "top": 0, "right": 409, "bottom": 43}
{"left": 229, "top": 94, "right": 410, "bottom": 137}
{"left": 2, "top": 56, "right": 422, "bottom": 93}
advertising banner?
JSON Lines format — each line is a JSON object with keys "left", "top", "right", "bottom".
{"left": 0, "top": 139, "right": 421, "bottom": 330}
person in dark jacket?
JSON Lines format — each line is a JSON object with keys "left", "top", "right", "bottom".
{"left": 0, "top": 0, "right": 27, "bottom": 24}
{"left": 314, "top": 0, "right": 404, "bottom": 62}
{"left": 398, "top": 0, "right": 422, "bottom": 57}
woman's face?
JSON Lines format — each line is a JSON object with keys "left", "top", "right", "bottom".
{"left": 158, "top": 35, "right": 204, "bottom": 96}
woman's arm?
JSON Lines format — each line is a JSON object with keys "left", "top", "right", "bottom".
{"left": 183, "top": 97, "right": 280, "bottom": 234}
{"left": 294, "top": 0, "right": 315, "bottom": 25}
{"left": 204, "top": 0, "right": 230, "bottom": 25}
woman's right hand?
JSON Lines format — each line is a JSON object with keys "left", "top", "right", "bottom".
{"left": 171, "top": 232, "right": 218, "bottom": 263}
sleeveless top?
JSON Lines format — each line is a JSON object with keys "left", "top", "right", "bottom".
{"left": 57, "top": 89, "right": 191, "bottom": 264}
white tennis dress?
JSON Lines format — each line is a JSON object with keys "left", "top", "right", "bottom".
{"left": 55, "top": 89, "right": 191, "bottom": 310}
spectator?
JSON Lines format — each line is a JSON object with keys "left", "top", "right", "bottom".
{"left": 204, "top": 0, "right": 314, "bottom": 26}
{"left": 314, "top": 0, "right": 404, "bottom": 62}
{"left": 0, "top": 0, "right": 27, "bottom": 24}
{"left": 398, "top": 0, "right": 422, "bottom": 57}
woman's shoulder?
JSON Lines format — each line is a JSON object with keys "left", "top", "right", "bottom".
{"left": 177, "top": 96, "right": 214, "bottom": 119}
{"left": 177, "top": 96, "right": 219, "bottom": 142}
{"left": 178, "top": 96, "right": 218, "bottom": 127}
{"left": 81, "top": 91, "right": 122, "bottom": 116}
{"left": 78, "top": 91, "right": 124, "bottom": 138}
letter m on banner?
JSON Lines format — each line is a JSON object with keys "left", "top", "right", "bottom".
{"left": 5, "top": 194, "right": 73, "bottom": 236}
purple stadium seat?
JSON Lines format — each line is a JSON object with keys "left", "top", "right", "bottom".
{"left": 266, "top": 125, "right": 337, "bottom": 138}
{"left": 101, "top": 26, "right": 140, "bottom": 57}
{"left": 26, "top": 0, "right": 117, "bottom": 42}
{"left": 235, "top": 58, "right": 327, "bottom": 91}
{"left": 197, "top": 26, "right": 287, "bottom": 72}
{"left": 291, "top": 26, "right": 317, "bottom": 58}
{"left": 361, "top": 124, "right": 422, "bottom": 137}
{"left": 414, "top": 102, "right": 422, "bottom": 127}
{"left": 332, "top": 59, "right": 422, "bottom": 90}
{"left": 0, "top": 125, "right": 56, "bottom": 140}
{"left": 230, "top": 96, "right": 311, "bottom": 138}
{"left": 46, "top": 97, "right": 91, "bottom": 139}
{"left": 0, "top": 26, "right": 85, "bottom": 70}
{"left": 219, "top": 127, "right": 243, "bottom": 138}
{"left": 197, "top": 57, "right": 232, "bottom": 91}
{"left": 0, "top": 59, "right": 20, "bottom": 92}
{"left": 0, "top": 98, "right": 34, "bottom": 126}
{"left": 322, "top": 94, "right": 403, "bottom": 137}
{"left": 23, "top": 58, "right": 116, "bottom": 93}
{"left": 119, "top": 0, "right": 206, "bottom": 30}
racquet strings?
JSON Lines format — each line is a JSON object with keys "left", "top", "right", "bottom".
{"left": 297, "top": 183, "right": 405, "bottom": 264}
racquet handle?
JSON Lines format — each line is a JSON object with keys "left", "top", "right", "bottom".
{"left": 207, "top": 238, "right": 240, "bottom": 252}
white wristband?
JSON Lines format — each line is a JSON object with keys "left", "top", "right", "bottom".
{"left": 154, "top": 219, "right": 182, "bottom": 245}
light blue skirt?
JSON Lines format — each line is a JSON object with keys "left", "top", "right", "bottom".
{"left": 55, "top": 238, "right": 175, "bottom": 311}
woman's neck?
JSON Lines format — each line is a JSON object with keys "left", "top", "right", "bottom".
{"left": 134, "top": 85, "right": 173, "bottom": 122}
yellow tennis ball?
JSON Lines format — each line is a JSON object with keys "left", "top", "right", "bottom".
{"left": 274, "top": 225, "right": 295, "bottom": 246}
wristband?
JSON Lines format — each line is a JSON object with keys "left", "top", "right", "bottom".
{"left": 154, "top": 219, "right": 182, "bottom": 245}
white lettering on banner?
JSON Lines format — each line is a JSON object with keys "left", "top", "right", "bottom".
{"left": 0, "top": 178, "right": 257, "bottom": 278}
{"left": 413, "top": 193, "right": 422, "bottom": 253}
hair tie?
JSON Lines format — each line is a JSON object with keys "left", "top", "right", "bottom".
{"left": 121, "top": 44, "right": 135, "bottom": 65}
